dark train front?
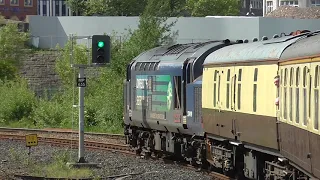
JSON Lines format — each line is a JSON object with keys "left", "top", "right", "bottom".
{"left": 123, "top": 40, "right": 233, "bottom": 165}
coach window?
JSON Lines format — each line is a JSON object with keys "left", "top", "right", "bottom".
{"left": 237, "top": 69, "right": 242, "bottom": 110}
{"left": 289, "top": 67, "right": 294, "bottom": 122}
{"left": 295, "top": 67, "right": 300, "bottom": 124}
{"left": 314, "top": 65, "right": 319, "bottom": 130}
{"left": 253, "top": 68, "right": 258, "bottom": 112}
{"left": 213, "top": 70, "right": 218, "bottom": 107}
{"left": 303, "top": 66, "right": 308, "bottom": 126}
{"left": 226, "top": 69, "right": 230, "bottom": 109}
{"left": 284, "top": 68, "right": 288, "bottom": 120}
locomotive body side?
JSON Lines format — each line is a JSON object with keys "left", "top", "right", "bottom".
{"left": 124, "top": 40, "right": 234, "bottom": 165}
{"left": 202, "top": 35, "right": 308, "bottom": 179}
{"left": 278, "top": 33, "right": 320, "bottom": 179}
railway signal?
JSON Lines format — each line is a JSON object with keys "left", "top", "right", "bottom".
{"left": 92, "top": 35, "right": 111, "bottom": 65}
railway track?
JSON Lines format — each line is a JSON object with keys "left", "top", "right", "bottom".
{"left": 0, "top": 127, "right": 125, "bottom": 140}
{"left": 0, "top": 133, "right": 134, "bottom": 155}
{"left": 0, "top": 127, "right": 232, "bottom": 180}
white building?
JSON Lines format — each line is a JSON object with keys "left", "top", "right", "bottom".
{"left": 37, "top": 0, "right": 71, "bottom": 16}
{"left": 263, "top": 0, "right": 320, "bottom": 16}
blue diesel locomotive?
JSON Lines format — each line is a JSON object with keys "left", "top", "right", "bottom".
{"left": 123, "top": 40, "right": 234, "bottom": 165}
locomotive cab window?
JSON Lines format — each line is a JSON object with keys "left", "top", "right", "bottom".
{"left": 174, "top": 76, "right": 182, "bottom": 110}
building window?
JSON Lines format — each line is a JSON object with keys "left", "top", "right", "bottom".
{"left": 10, "top": 0, "right": 19, "bottom": 6}
{"left": 250, "top": 0, "right": 262, "bottom": 9}
{"left": 62, "top": 0, "right": 66, "bottom": 16}
{"left": 55, "top": 0, "right": 60, "bottom": 16}
{"left": 0, "top": 0, "right": 4, "bottom": 5}
{"left": 43, "top": 0, "right": 47, "bottom": 16}
{"left": 25, "top": 0, "right": 33, "bottom": 7}
{"left": 267, "top": 1, "right": 273, "bottom": 13}
{"left": 311, "top": 0, "right": 320, "bottom": 6}
{"left": 280, "top": 0, "right": 299, "bottom": 7}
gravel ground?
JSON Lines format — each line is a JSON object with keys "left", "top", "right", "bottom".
{"left": 0, "top": 139, "right": 212, "bottom": 180}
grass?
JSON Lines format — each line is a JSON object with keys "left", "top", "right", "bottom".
{"left": 31, "top": 150, "right": 94, "bottom": 179}
{"left": 0, "top": 118, "right": 124, "bottom": 134}
{"left": 7, "top": 148, "right": 94, "bottom": 179}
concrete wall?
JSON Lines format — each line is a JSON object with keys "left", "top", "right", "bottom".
{"left": 28, "top": 15, "right": 320, "bottom": 49}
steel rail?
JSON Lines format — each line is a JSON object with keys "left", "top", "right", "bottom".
{"left": 0, "top": 127, "right": 125, "bottom": 140}
{"left": 0, "top": 128, "right": 232, "bottom": 180}
{"left": 0, "top": 134, "right": 134, "bottom": 155}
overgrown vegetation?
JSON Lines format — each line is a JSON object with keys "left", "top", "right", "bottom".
{"left": 0, "top": 11, "right": 177, "bottom": 133}
{"left": 8, "top": 148, "right": 94, "bottom": 178}
{"left": 32, "top": 150, "right": 93, "bottom": 178}
{"left": 66, "top": 0, "right": 240, "bottom": 17}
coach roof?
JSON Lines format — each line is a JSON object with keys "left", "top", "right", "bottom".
{"left": 203, "top": 34, "right": 307, "bottom": 65}
{"left": 280, "top": 32, "right": 320, "bottom": 61}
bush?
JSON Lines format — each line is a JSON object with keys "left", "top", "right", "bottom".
{"left": 0, "top": 78, "right": 35, "bottom": 123}
{"left": 1, "top": 14, "right": 177, "bottom": 134}
{"left": 50, "top": 15, "right": 177, "bottom": 133}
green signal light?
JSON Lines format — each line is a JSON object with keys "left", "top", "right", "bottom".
{"left": 97, "top": 41, "right": 104, "bottom": 48}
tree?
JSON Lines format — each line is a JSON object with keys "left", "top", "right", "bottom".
{"left": 66, "top": 0, "right": 87, "bottom": 15}
{"left": 186, "top": 0, "right": 240, "bottom": 17}
{"left": 85, "top": 0, "right": 110, "bottom": 16}
{"left": 83, "top": 0, "right": 148, "bottom": 16}
{"left": 0, "top": 22, "right": 29, "bottom": 80}
{"left": 144, "top": 0, "right": 187, "bottom": 17}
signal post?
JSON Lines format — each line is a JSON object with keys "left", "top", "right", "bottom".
{"left": 67, "top": 34, "right": 110, "bottom": 167}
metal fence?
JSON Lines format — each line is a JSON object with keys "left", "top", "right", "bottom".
{"left": 29, "top": 35, "right": 215, "bottom": 49}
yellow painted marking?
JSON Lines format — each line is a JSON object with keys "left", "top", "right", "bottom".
{"left": 25, "top": 134, "right": 38, "bottom": 147}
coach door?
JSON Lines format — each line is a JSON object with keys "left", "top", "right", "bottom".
{"left": 230, "top": 66, "right": 242, "bottom": 140}
{"left": 279, "top": 64, "right": 312, "bottom": 174}
{"left": 216, "top": 66, "right": 236, "bottom": 139}
{"left": 310, "top": 61, "right": 320, "bottom": 177}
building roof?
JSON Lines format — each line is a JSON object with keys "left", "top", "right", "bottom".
{"left": 266, "top": 6, "right": 320, "bottom": 19}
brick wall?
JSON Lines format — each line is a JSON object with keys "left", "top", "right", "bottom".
{"left": 19, "top": 50, "right": 62, "bottom": 94}
{"left": 19, "top": 50, "right": 101, "bottom": 97}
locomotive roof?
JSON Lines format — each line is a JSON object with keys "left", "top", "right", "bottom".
{"left": 280, "top": 31, "right": 320, "bottom": 61}
{"left": 203, "top": 34, "right": 308, "bottom": 65}
{"left": 132, "top": 40, "right": 230, "bottom": 63}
